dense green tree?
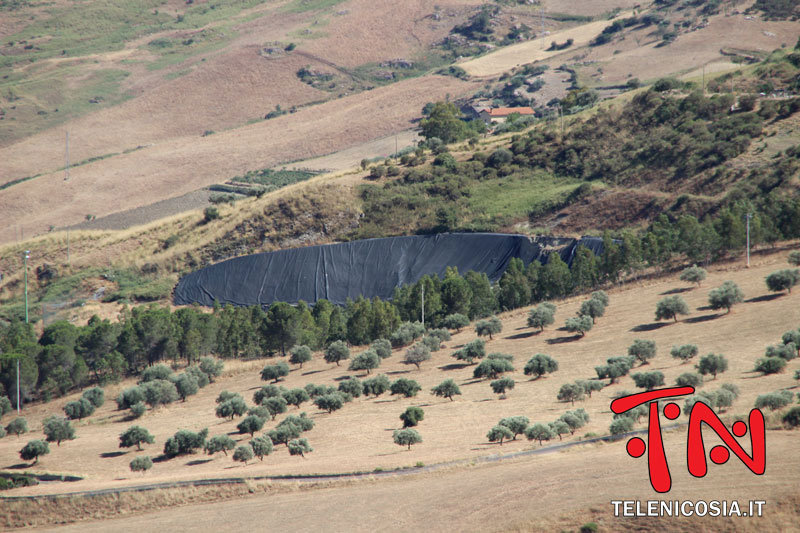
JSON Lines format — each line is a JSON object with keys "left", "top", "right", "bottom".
{"left": 576, "top": 379, "right": 605, "bottom": 397}
{"left": 541, "top": 253, "right": 572, "bottom": 299}
{"left": 370, "top": 339, "right": 393, "bottom": 359}
{"left": 571, "top": 246, "right": 600, "bottom": 291}
{"left": 141, "top": 379, "right": 179, "bottom": 407}
{"left": 498, "top": 258, "right": 530, "bottom": 311}
{"left": 442, "top": 314, "right": 470, "bottom": 332}
{"left": 82, "top": 387, "right": 105, "bottom": 408}
{"left": 42, "top": 416, "right": 75, "bottom": 446}
{"left": 283, "top": 388, "right": 311, "bottom": 408}
{"left": 216, "top": 396, "right": 247, "bottom": 420}
{"left": 0, "top": 396, "right": 11, "bottom": 418}
{"left": 610, "top": 417, "right": 635, "bottom": 437}
{"left": 754, "top": 357, "right": 787, "bottom": 375}
{"left": 64, "top": 398, "right": 95, "bottom": 420}
{"left": 782, "top": 407, "right": 800, "bottom": 429}
{"left": 233, "top": 444, "right": 255, "bottom": 465}
{"left": 172, "top": 373, "right": 199, "bottom": 401}
{"left": 20, "top": 439, "right": 49, "bottom": 464}
{"left": 464, "top": 271, "right": 496, "bottom": 319}
{"left": 766, "top": 343, "right": 796, "bottom": 361}
{"left": 579, "top": 298, "right": 606, "bottom": 324}
{"left": 139, "top": 364, "right": 173, "bottom": 383}
{"left": 279, "top": 413, "right": 315, "bottom": 433}
{"left": 549, "top": 420, "right": 571, "bottom": 441}
{"left": 559, "top": 409, "right": 589, "bottom": 434}
{"left": 338, "top": 377, "right": 364, "bottom": 398}
{"left": 237, "top": 415, "right": 266, "bottom": 437}
{"left": 393, "top": 428, "right": 422, "bottom": 450}
{"left": 655, "top": 296, "right": 689, "bottom": 322}
{"left": 696, "top": 353, "right": 728, "bottom": 379}
{"left": 198, "top": 357, "right": 224, "bottom": 382}
{"left": 267, "top": 423, "right": 301, "bottom": 447}
{"left": 675, "top": 372, "right": 704, "bottom": 389}
{"left": 595, "top": 356, "right": 634, "bottom": 384}
{"left": 754, "top": 391, "right": 793, "bottom": 411}
{"left": 441, "top": 267, "right": 473, "bottom": 317}
{"left": 420, "top": 101, "right": 470, "bottom": 144}
{"left": 487, "top": 425, "right": 514, "bottom": 445}
{"left": 527, "top": 302, "right": 556, "bottom": 332}
{"left": 119, "top": 426, "right": 154, "bottom": 451}
{"left": 498, "top": 416, "right": 529, "bottom": 440}
{"left": 263, "top": 396, "right": 288, "bottom": 420}
{"left": 475, "top": 317, "right": 502, "bottom": 340}
{"left": 523, "top": 354, "right": 558, "bottom": 379}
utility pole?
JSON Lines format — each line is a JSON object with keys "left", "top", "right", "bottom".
{"left": 540, "top": 8, "right": 545, "bottom": 49}
{"left": 745, "top": 213, "right": 752, "bottom": 267}
{"left": 702, "top": 64, "right": 705, "bottom": 96}
{"left": 421, "top": 283, "right": 425, "bottom": 328}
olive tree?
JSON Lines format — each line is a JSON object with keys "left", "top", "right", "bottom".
{"left": 754, "top": 391, "right": 793, "bottom": 411}
{"left": 64, "top": 398, "right": 95, "bottom": 420}
{"left": 20, "top": 440, "right": 49, "bottom": 464}
{"left": 595, "top": 356, "right": 635, "bottom": 384}
{"left": 442, "top": 313, "right": 470, "bottom": 332}
{"left": 349, "top": 350, "right": 381, "bottom": 374}
{"left": 82, "top": 387, "right": 105, "bottom": 408}
{"left": 788, "top": 251, "right": 800, "bottom": 266}
{"left": 233, "top": 444, "right": 255, "bottom": 465}
{"left": 289, "top": 345, "right": 312, "bottom": 368}
{"left": 609, "top": 417, "right": 635, "bottom": 437}
{"left": 527, "top": 303, "right": 556, "bottom": 332}
{"left": 119, "top": 426, "right": 155, "bottom": 451}
{"left": 260, "top": 362, "right": 290, "bottom": 383}
{"left": 473, "top": 358, "right": 514, "bottom": 380}
{"left": 363, "top": 374, "right": 391, "bottom": 397}
{"left": 499, "top": 416, "right": 529, "bottom": 440}
{"left": 631, "top": 371, "right": 665, "bottom": 391}
{"left": 172, "top": 373, "right": 199, "bottom": 402}
{"left": 671, "top": 344, "right": 699, "bottom": 363}
{"left": 250, "top": 436, "right": 274, "bottom": 460}
{"left": 487, "top": 425, "right": 514, "bottom": 445}
{"left": 199, "top": 357, "right": 224, "bottom": 382}
{"left": 431, "top": 379, "right": 461, "bottom": 401}
{"left": 314, "top": 393, "right": 346, "bottom": 413}
{"left": 237, "top": 415, "right": 266, "bottom": 436}
{"left": 216, "top": 396, "right": 248, "bottom": 420}
{"left": 390, "top": 378, "right": 422, "bottom": 398}
{"left": 453, "top": 339, "right": 486, "bottom": 364}
{"left": 708, "top": 281, "right": 744, "bottom": 313}
{"left": 655, "top": 296, "right": 689, "bottom": 322}
{"left": 288, "top": 438, "right": 313, "bottom": 457}
{"left": 765, "top": 269, "right": 800, "bottom": 294}
{"left": 205, "top": 434, "right": 236, "bottom": 456}
{"left": 525, "top": 423, "right": 554, "bottom": 446}
{"left": 338, "top": 377, "right": 363, "bottom": 399}
{"left": 576, "top": 379, "right": 605, "bottom": 397}
{"left": 475, "top": 316, "right": 502, "bottom": 340}
{"left": 163, "top": 428, "right": 208, "bottom": 457}
{"left": 680, "top": 265, "right": 707, "bottom": 287}
{"left": 404, "top": 343, "right": 432, "bottom": 370}
{"left": 43, "top": 416, "right": 75, "bottom": 446}
{"left": 754, "top": 356, "right": 787, "bottom": 375}
{"left": 130, "top": 455, "right": 153, "bottom": 474}
{"left": 283, "top": 388, "right": 310, "bottom": 408}
{"left": 6, "top": 417, "right": 27, "bottom": 436}
{"left": 675, "top": 372, "right": 703, "bottom": 389}
{"left": 579, "top": 298, "right": 606, "bottom": 324}
{"left": 393, "top": 428, "right": 422, "bottom": 450}
{"left": 766, "top": 343, "right": 797, "bottom": 361}
{"left": 782, "top": 406, "right": 800, "bottom": 429}
{"left": 324, "top": 340, "right": 350, "bottom": 366}
{"left": 549, "top": 420, "right": 571, "bottom": 440}
{"left": 400, "top": 406, "right": 424, "bottom": 428}
{"left": 523, "top": 354, "right": 558, "bottom": 379}
{"left": 141, "top": 380, "right": 179, "bottom": 407}
{"left": 370, "top": 339, "right": 393, "bottom": 359}
{"left": 557, "top": 383, "right": 585, "bottom": 405}
{"left": 696, "top": 353, "right": 728, "bottom": 379}
{"left": 628, "top": 339, "right": 656, "bottom": 365}
{"left": 490, "top": 376, "right": 515, "bottom": 398}
{"left": 559, "top": 409, "right": 589, "bottom": 435}
{"left": 564, "top": 315, "right": 593, "bottom": 337}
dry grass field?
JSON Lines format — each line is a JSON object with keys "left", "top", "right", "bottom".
{"left": 2, "top": 249, "right": 799, "bottom": 531}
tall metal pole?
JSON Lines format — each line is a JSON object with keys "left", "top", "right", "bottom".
{"left": 64, "top": 131, "right": 70, "bottom": 181}
{"left": 745, "top": 213, "right": 752, "bottom": 267}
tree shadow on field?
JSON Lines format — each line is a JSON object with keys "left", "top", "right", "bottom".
{"left": 696, "top": 305, "right": 714, "bottom": 311}
{"left": 100, "top": 451, "right": 126, "bottom": 458}
{"left": 630, "top": 322, "right": 669, "bottom": 332}
{"left": 438, "top": 363, "right": 470, "bottom": 371}
{"left": 546, "top": 335, "right": 582, "bottom": 344}
{"left": 472, "top": 398, "right": 493, "bottom": 403}
{"left": 746, "top": 294, "right": 783, "bottom": 304}
{"left": 332, "top": 375, "right": 352, "bottom": 382}
{"left": 152, "top": 455, "right": 171, "bottom": 464}
{"left": 684, "top": 313, "right": 722, "bottom": 324}
{"left": 374, "top": 399, "right": 396, "bottom": 404}
{"left": 462, "top": 379, "right": 485, "bottom": 386}
{"left": 301, "top": 369, "right": 326, "bottom": 377}
{"left": 661, "top": 287, "right": 692, "bottom": 295}
{"left": 5, "top": 463, "right": 32, "bottom": 470}
{"left": 505, "top": 331, "right": 537, "bottom": 340}
{"left": 387, "top": 370, "right": 411, "bottom": 375}
{"left": 186, "top": 459, "right": 213, "bottom": 466}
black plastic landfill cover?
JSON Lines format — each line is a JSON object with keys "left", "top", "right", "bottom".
{"left": 173, "top": 233, "right": 605, "bottom": 308}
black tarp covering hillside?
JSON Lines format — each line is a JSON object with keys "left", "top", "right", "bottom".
{"left": 173, "top": 233, "right": 605, "bottom": 308}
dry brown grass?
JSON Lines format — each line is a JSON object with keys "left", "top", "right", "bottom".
{"left": 1, "top": 249, "right": 798, "bottom": 532}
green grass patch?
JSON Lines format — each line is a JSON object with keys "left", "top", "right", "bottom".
{"left": 230, "top": 168, "right": 319, "bottom": 188}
